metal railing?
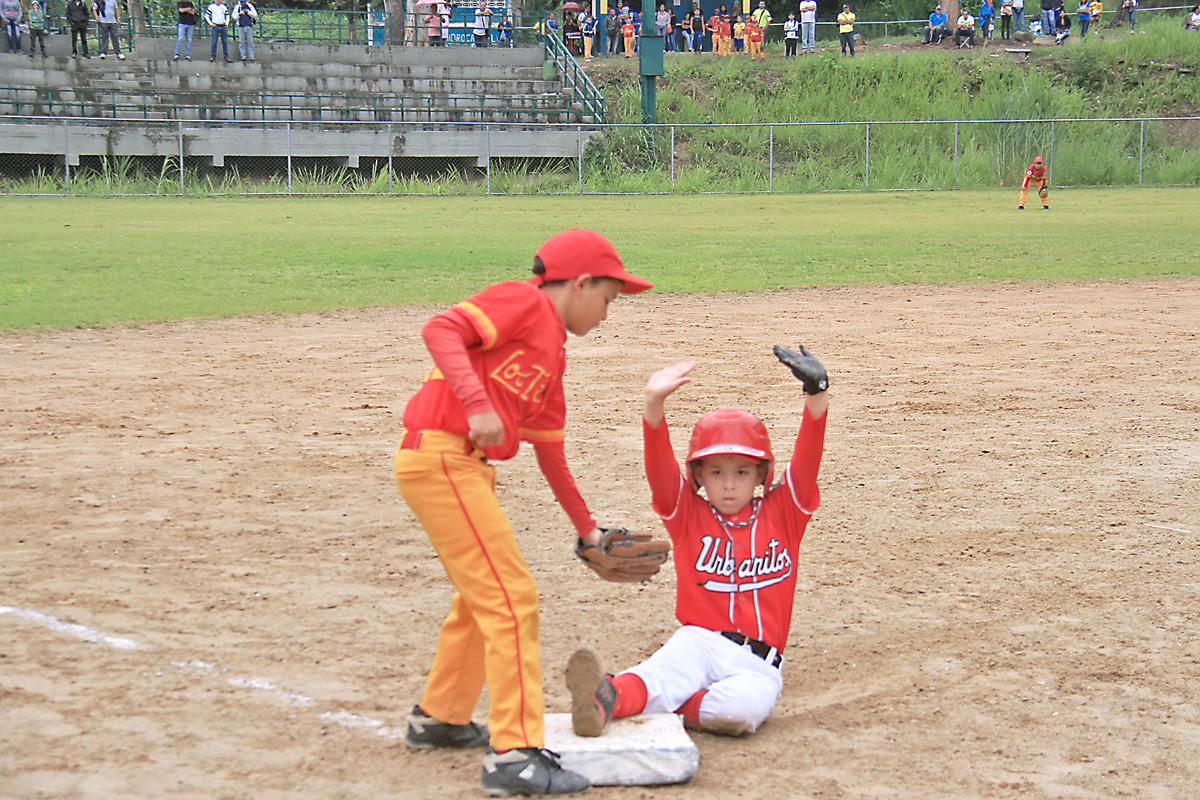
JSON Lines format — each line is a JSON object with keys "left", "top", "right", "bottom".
{"left": 542, "top": 22, "right": 605, "bottom": 125}
{"left": 2, "top": 86, "right": 579, "bottom": 123}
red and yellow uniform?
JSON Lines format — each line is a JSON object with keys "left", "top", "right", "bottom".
{"left": 396, "top": 229, "right": 652, "bottom": 757}
{"left": 746, "top": 19, "right": 765, "bottom": 59}
{"left": 397, "top": 281, "right": 593, "bottom": 752}
{"left": 1019, "top": 158, "right": 1048, "bottom": 208}
{"left": 621, "top": 19, "right": 636, "bottom": 56}
{"left": 717, "top": 18, "right": 732, "bottom": 55}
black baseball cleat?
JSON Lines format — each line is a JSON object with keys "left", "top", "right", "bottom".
{"left": 405, "top": 705, "right": 489, "bottom": 748}
{"left": 1018, "top": 205, "right": 1024, "bottom": 209}
{"left": 565, "top": 647, "right": 616, "bottom": 737}
{"left": 480, "top": 747, "right": 590, "bottom": 796}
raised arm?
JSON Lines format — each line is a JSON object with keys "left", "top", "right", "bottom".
{"left": 643, "top": 361, "right": 695, "bottom": 427}
{"left": 774, "top": 345, "right": 829, "bottom": 511}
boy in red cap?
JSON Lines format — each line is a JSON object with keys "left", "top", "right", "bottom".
{"left": 1019, "top": 155, "right": 1049, "bottom": 209}
{"left": 397, "top": 228, "right": 654, "bottom": 795}
{"left": 566, "top": 346, "right": 830, "bottom": 738}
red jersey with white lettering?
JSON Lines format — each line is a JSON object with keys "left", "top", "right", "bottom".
{"left": 644, "top": 407, "right": 826, "bottom": 652}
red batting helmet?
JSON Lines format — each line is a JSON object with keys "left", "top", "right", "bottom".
{"left": 686, "top": 408, "right": 775, "bottom": 491}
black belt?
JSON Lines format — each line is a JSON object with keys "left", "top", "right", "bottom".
{"left": 721, "top": 631, "right": 782, "bottom": 668}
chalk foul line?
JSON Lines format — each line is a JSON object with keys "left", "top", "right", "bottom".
{"left": 0, "top": 606, "right": 145, "bottom": 650}
{"left": 3, "top": 605, "right": 402, "bottom": 741}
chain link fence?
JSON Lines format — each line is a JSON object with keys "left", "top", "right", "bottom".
{"left": 1, "top": 116, "right": 1197, "bottom": 195}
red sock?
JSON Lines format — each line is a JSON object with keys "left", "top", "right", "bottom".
{"left": 675, "top": 690, "right": 707, "bottom": 730}
{"left": 611, "top": 673, "right": 648, "bottom": 719}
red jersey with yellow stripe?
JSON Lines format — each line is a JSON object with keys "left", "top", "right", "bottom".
{"left": 403, "top": 281, "right": 569, "bottom": 462}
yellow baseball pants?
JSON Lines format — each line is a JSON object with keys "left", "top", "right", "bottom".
{"left": 748, "top": 39, "right": 763, "bottom": 58}
{"left": 1019, "top": 182, "right": 1048, "bottom": 208}
{"left": 395, "top": 430, "right": 543, "bottom": 752}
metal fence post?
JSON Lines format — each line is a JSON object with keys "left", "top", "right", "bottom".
{"left": 178, "top": 120, "right": 184, "bottom": 195}
{"left": 286, "top": 122, "right": 293, "bottom": 194}
{"left": 769, "top": 124, "right": 774, "bottom": 192}
{"left": 1048, "top": 120, "right": 1055, "bottom": 184}
{"left": 865, "top": 122, "right": 870, "bottom": 189}
{"left": 63, "top": 119, "right": 70, "bottom": 195}
{"left": 578, "top": 125, "right": 583, "bottom": 194}
{"left": 486, "top": 123, "right": 492, "bottom": 195}
{"left": 1139, "top": 119, "right": 1144, "bottom": 185}
{"left": 670, "top": 125, "right": 675, "bottom": 191}
{"left": 953, "top": 121, "right": 959, "bottom": 190}
{"left": 388, "top": 122, "right": 394, "bottom": 194}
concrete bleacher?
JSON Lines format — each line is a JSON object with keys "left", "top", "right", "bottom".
{"left": 0, "top": 38, "right": 602, "bottom": 166}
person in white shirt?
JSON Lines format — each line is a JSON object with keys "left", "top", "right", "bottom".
{"left": 473, "top": 0, "right": 492, "bottom": 47}
{"left": 231, "top": 0, "right": 257, "bottom": 61}
{"left": 798, "top": 0, "right": 817, "bottom": 52}
{"left": 206, "top": 0, "right": 231, "bottom": 61}
{"left": 94, "top": 0, "right": 126, "bottom": 59}
{"left": 782, "top": 10, "right": 799, "bottom": 56}
{"left": 954, "top": 9, "right": 975, "bottom": 45}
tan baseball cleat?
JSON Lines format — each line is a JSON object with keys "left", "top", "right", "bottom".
{"left": 565, "top": 647, "right": 616, "bottom": 737}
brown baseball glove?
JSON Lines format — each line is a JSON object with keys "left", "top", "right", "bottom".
{"left": 1038, "top": 185, "right": 1049, "bottom": 199}
{"left": 574, "top": 528, "right": 671, "bottom": 583}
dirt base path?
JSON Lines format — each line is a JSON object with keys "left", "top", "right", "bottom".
{"left": 2, "top": 279, "right": 1198, "bottom": 800}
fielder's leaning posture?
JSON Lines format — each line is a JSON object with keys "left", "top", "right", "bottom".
{"left": 396, "top": 228, "right": 653, "bottom": 796}
{"left": 1019, "top": 155, "right": 1050, "bottom": 209}
{"left": 567, "top": 346, "right": 830, "bottom": 738}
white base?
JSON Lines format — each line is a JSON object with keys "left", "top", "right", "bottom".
{"left": 543, "top": 712, "right": 699, "bottom": 787}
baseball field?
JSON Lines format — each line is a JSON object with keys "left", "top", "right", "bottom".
{"left": 2, "top": 188, "right": 1198, "bottom": 799}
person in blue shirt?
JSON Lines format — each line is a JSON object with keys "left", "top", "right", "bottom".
{"left": 925, "top": 3, "right": 947, "bottom": 41}
{"left": 979, "top": 0, "right": 995, "bottom": 36}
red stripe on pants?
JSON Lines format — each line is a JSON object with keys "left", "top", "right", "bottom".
{"left": 395, "top": 437, "right": 544, "bottom": 750}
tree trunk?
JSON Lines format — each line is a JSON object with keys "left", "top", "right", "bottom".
{"left": 128, "top": 0, "right": 148, "bottom": 35}
{"left": 383, "top": 0, "right": 406, "bottom": 44}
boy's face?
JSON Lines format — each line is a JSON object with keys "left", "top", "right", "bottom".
{"left": 695, "top": 454, "right": 766, "bottom": 516}
{"left": 561, "top": 277, "right": 622, "bottom": 337}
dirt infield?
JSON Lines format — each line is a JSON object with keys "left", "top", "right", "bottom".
{"left": 2, "top": 279, "right": 1198, "bottom": 800}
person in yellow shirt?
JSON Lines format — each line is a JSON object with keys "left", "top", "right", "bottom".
{"left": 1089, "top": 0, "right": 1104, "bottom": 27}
{"left": 838, "top": 3, "right": 856, "bottom": 56}
{"left": 733, "top": 13, "right": 745, "bottom": 52}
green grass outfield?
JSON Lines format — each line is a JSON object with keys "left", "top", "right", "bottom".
{"left": 1, "top": 187, "right": 1196, "bottom": 332}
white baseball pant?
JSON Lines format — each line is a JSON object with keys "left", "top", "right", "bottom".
{"left": 624, "top": 625, "right": 783, "bottom": 735}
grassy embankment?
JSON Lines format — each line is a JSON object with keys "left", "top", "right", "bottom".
{"left": 584, "top": 14, "right": 1200, "bottom": 191}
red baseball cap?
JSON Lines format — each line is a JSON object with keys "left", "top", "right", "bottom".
{"left": 531, "top": 228, "right": 653, "bottom": 295}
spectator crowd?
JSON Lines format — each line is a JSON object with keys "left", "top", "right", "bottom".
{"left": 0, "top": 0, "right": 1187, "bottom": 63}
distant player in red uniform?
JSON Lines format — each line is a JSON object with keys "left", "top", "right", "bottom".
{"left": 398, "top": 228, "right": 654, "bottom": 795}
{"left": 566, "top": 347, "right": 830, "bottom": 737}
{"left": 1019, "top": 155, "right": 1049, "bottom": 209}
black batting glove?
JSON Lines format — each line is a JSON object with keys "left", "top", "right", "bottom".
{"left": 773, "top": 344, "right": 829, "bottom": 395}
